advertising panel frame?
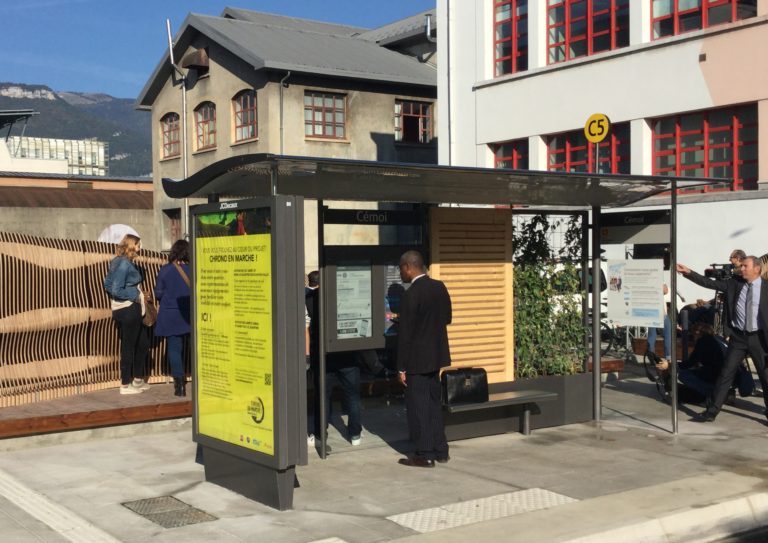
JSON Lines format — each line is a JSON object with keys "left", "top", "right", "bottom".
{"left": 190, "top": 195, "right": 305, "bottom": 509}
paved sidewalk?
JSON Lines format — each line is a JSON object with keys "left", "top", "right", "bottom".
{"left": 2, "top": 372, "right": 768, "bottom": 542}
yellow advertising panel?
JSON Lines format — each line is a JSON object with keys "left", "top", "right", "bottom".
{"left": 195, "top": 229, "right": 274, "bottom": 456}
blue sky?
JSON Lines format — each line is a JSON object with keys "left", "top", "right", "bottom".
{"left": 0, "top": 0, "right": 435, "bottom": 99}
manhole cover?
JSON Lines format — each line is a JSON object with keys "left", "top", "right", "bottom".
{"left": 122, "top": 496, "right": 217, "bottom": 529}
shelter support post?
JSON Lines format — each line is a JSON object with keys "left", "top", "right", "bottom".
{"left": 592, "top": 205, "right": 601, "bottom": 421}
{"left": 670, "top": 181, "right": 679, "bottom": 434}
{"left": 318, "top": 201, "right": 329, "bottom": 459}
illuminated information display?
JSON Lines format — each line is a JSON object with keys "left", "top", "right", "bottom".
{"left": 195, "top": 210, "right": 274, "bottom": 456}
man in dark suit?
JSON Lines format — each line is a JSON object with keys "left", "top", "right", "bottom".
{"left": 677, "top": 256, "right": 768, "bottom": 422}
{"left": 397, "top": 250, "right": 452, "bottom": 467}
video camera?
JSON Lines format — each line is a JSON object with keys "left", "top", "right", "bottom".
{"left": 704, "top": 263, "right": 734, "bottom": 280}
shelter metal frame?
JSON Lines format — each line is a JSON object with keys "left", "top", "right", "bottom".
{"left": 164, "top": 153, "right": 722, "bottom": 438}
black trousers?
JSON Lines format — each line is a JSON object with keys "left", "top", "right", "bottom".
{"left": 710, "top": 330, "right": 768, "bottom": 414}
{"left": 405, "top": 371, "right": 449, "bottom": 460}
{"left": 113, "top": 304, "right": 149, "bottom": 385}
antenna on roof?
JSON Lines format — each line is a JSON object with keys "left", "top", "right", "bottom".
{"left": 166, "top": 19, "right": 189, "bottom": 240}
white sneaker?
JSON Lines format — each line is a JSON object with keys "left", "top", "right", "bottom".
{"left": 132, "top": 379, "right": 150, "bottom": 391}
{"left": 307, "top": 434, "right": 315, "bottom": 446}
{"left": 351, "top": 434, "right": 362, "bottom": 446}
{"left": 120, "top": 384, "right": 142, "bottom": 395}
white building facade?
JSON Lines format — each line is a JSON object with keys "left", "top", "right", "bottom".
{"left": 438, "top": 0, "right": 768, "bottom": 301}
{"left": 3, "top": 136, "right": 109, "bottom": 176}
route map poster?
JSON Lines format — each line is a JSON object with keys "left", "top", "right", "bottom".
{"left": 195, "top": 208, "right": 274, "bottom": 456}
{"left": 606, "top": 259, "right": 664, "bottom": 328}
{"left": 336, "top": 265, "right": 373, "bottom": 339}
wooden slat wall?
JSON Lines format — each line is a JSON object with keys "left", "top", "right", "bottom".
{"left": 0, "top": 233, "right": 170, "bottom": 407}
{"left": 429, "top": 208, "right": 514, "bottom": 383}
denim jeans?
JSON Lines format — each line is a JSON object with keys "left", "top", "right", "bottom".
{"left": 647, "top": 315, "right": 672, "bottom": 359}
{"left": 679, "top": 367, "right": 715, "bottom": 399}
{"left": 166, "top": 335, "right": 187, "bottom": 379}
{"left": 313, "top": 363, "right": 362, "bottom": 439}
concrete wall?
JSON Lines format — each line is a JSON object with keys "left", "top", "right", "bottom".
{"left": 0, "top": 208, "right": 159, "bottom": 248}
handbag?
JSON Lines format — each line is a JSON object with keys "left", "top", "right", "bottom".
{"left": 141, "top": 288, "right": 158, "bottom": 326}
{"left": 441, "top": 367, "right": 489, "bottom": 405}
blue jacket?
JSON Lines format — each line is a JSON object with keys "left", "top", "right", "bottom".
{"left": 105, "top": 256, "right": 143, "bottom": 302}
{"left": 154, "top": 263, "right": 191, "bottom": 337}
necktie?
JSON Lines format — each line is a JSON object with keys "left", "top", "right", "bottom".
{"left": 745, "top": 283, "right": 754, "bottom": 332}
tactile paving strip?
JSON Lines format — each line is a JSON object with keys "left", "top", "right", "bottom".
{"left": 387, "top": 488, "right": 577, "bottom": 533}
{"left": 122, "top": 496, "right": 217, "bottom": 529}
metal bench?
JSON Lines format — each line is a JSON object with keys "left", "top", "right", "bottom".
{"left": 443, "top": 389, "right": 559, "bottom": 439}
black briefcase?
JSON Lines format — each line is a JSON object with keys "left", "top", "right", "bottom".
{"left": 441, "top": 367, "right": 488, "bottom": 405}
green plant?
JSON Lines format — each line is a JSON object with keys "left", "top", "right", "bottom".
{"left": 513, "top": 214, "right": 585, "bottom": 378}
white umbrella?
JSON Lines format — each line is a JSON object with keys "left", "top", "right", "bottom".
{"left": 97, "top": 224, "right": 141, "bottom": 244}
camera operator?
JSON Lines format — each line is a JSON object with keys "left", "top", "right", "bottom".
{"left": 730, "top": 250, "right": 746, "bottom": 276}
{"left": 677, "top": 256, "right": 768, "bottom": 423}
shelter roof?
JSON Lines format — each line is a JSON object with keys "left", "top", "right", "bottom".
{"left": 161, "top": 154, "right": 721, "bottom": 209}
{"left": 0, "top": 109, "right": 39, "bottom": 131}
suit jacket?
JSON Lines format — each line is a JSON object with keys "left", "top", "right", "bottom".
{"left": 396, "top": 275, "right": 452, "bottom": 374}
{"left": 683, "top": 271, "right": 768, "bottom": 338}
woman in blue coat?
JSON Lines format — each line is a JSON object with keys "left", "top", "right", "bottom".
{"left": 154, "top": 240, "right": 191, "bottom": 396}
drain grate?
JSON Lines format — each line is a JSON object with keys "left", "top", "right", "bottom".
{"left": 122, "top": 496, "right": 217, "bottom": 529}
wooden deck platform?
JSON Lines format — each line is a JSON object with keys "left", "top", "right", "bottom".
{"left": 0, "top": 383, "right": 191, "bottom": 439}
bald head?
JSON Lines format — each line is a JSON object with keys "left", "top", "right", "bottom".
{"left": 399, "top": 250, "right": 425, "bottom": 283}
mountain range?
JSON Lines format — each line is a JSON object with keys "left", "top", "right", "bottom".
{"left": 0, "top": 83, "right": 151, "bottom": 177}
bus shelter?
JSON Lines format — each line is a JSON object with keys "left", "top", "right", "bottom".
{"left": 163, "top": 154, "right": 719, "bottom": 509}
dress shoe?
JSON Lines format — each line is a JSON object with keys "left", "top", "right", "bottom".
{"left": 692, "top": 410, "right": 717, "bottom": 422}
{"left": 398, "top": 457, "right": 435, "bottom": 468}
{"left": 435, "top": 455, "right": 450, "bottom": 464}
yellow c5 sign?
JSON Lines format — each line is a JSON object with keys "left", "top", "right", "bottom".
{"left": 584, "top": 113, "right": 611, "bottom": 143}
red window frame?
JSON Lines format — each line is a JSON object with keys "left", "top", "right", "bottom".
{"left": 493, "top": 0, "right": 528, "bottom": 76}
{"left": 547, "top": 123, "right": 630, "bottom": 174}
{"left": 651, "top": 104, "right": 757, "bottom": 193}
{"left": 547, "top": 0, "right": 629, "bottom": 65}
{"left": 233, "top": 90, "right": 257, "bottom": 142}
{"left": 652, "top": 1, "right": 757, "bottom": 40}
{"left": 194, "top": 102, "right": 216, "bottom": 150}
{"left": 160, "top": 112, "right": 180, "bottom": 158}
{"left": 395, "top": 100, "right": 433, "bottom": 144}
{"left": 304, "top": 91, "right": 346, "bottom": 140}
{"left": 492, "top": 139, "right": 529, "bottom": 170}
